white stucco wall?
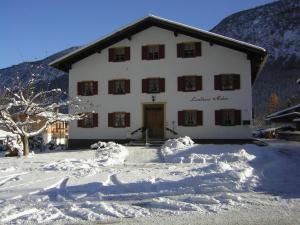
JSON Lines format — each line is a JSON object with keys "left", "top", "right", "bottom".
{"left": 68, "top": 26, "right": 253, "bottom": 140}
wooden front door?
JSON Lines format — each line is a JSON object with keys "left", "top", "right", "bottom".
{"left": 144, "top": 104, "right": 164, "bottom": 139}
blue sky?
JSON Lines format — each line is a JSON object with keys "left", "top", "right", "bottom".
{"left": 0, "top": 0, "right": 274, "bottom": 69}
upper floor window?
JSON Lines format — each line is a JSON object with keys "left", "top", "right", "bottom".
{"left": 109, "top": 47, "right": 130, "bottom": 62}
{"left": 178, "top": 110, "right": 203, "bottom": 126}
{"left": 214, "top": 74, "right": 240, "bottom": 90}
{"left": 77, "top": 81, "right": 98, "bottom": 96}
{"left": 77, "top": 113, "right": 98, "bottom": 128}
{"left": 108, "top": 79, "right": 130, "bottom": 95}
{"left": 142, "top": 78, "right": 165, "bottom": 93}
{"left": 142, "top": 44, "right": 165, "bottom": 60}
{"left": 178, "top": 76, "right": 202, "bottom": 92}
{"left": 108, "top": 112, "right": 130, "bottom": 128}
{"left": 177, "top": 42, "right": 202, "bottom": 58}
{"left": 215, "top": 109, "right": 241, "bottom": 126}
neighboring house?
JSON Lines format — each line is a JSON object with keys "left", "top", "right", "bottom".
{"left": 50, "top": 15, "right": 267, "bottom": 148}
{"left": 10, "top": 112, "right": 68, "bottom": 145}
{"left": 265, "top": 104, "right": 300, "bottom": 141}
{"left": 42, "top": 121, "right": 68, "bottom": 145}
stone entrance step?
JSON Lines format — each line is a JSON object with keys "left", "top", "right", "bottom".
{"left": 128, "top": 139, "right": 165, "bottom": 146}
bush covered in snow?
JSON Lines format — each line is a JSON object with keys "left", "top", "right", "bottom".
{"left": 92, "top": 141, "right": 129, "bottom": 166}
{"left": 161, "top": 136, "right": 194, "bottom": 159}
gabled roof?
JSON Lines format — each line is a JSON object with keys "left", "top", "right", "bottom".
{"left": 49, "top": 15, "right": 267, "bottom": 84}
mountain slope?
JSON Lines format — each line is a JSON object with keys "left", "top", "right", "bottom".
{"left": 0, "top": 47, "right": 79, "bottom": 94}
{"left": 211, "top": 0, "right": 300, "bottom": 124}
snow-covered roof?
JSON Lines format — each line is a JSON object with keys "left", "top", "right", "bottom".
{"left": 266, "top": 112, "right": 300, "bottom": 121}
{"left": 37, "top": 112, "right": 70, "bottom": 122}
{"left": 0, "top": 129, "right": 17, "bottom": 139}
{"left": 49, "top": 15, "right": 267, "bottom": 83}
{"left": 266, "top": 104, "right": 300, "bottom": 118}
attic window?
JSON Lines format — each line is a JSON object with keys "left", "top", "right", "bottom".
{"left": 109, "top": 47, "right": 130, "bottom": 62}
{"left": 177, "top": 42, "right": 202, "bottom": 58}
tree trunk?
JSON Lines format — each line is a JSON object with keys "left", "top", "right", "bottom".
{"left": 21, "top": 135, "right": 29, "bottom": 156}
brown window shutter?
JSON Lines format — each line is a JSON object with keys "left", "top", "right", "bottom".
{"left": 177, "top": 77, "right": 184, "bottom": 91}
{"left": 196, "top": 76, "right": 202, "bottom": 90}
{"left": 214, "top": 75, "right": 221, "bottom": 90}
{"left": 197, "top": 111, "right": 203, "bottom": 125}
{"left": 235, "top": 110, "right": 241, "bottom": 125}
{"left": 178, "top": 111, "right": 184, "bottom": 126}
{"left": 108, "top": 113, "right": 114, "bottom": 127}
{"left": 93, "top": 113, "right": 98, "bottom": 127}
{"left": 233, "top": 74, "right": 240, "bottom": 89}
{"left": 159, "top": 45, "right": 165, "bottom": 59}
{"left": 177, "top": 43, "right": 183, "bottom": 58}
{"left": 195, "top": 42, "right": 202, "bottom": 56}
{"left": 142, "top": 46, "right": 148, "bottom": 60}
{"left": 77, "top": 118, "right": 83, "bottom": 127}
{"left": 125, "top": 79, "right": 130, "bottom": 93}
{"left": 159, "top": 78, "right": 165, "bottom": 92}
{"left": 125, "top": 47, "right": 130, "bottom": 60}
{"left": 108, "top": 80, "right": 114, "bottom": 94}
{"left": 125, "top": 113, "right": 130, "bottom": 127}
{"left": 142, "top": 79, "right": 148, "bottom": 93}
{"left": 215, "top": 110, "right": 222, "bottom": 125}
{"left": 108, "top": 48, "right": 115, "bottom": 62}
{"left": 77, "top": 82, "right": 83, "bottom": 95}
{"left": 93, "top": 81, "right": 98, "bottom": 95}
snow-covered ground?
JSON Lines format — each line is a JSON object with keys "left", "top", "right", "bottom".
{"left": 0, "top": 139, "right": 299, "bottom": 224}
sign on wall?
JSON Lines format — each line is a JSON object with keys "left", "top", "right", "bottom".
{"left": 190, "top": 96, "right": 229, "bottom": 102}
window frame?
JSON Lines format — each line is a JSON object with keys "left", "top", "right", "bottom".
{"left": 78, "top": 112, "right": 98, "bottom": 128}
{"left": 113, "top": 79, "right": 126, "bottom": 95}
{"left": 148, "top": 78, "right": 161, "bottom": 93}
{"left": 77, "top": 81, "right": 98, "bottom": 96}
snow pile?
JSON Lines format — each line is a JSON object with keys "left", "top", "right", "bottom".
{"left": 161, "top": 136, "right": 194, "bottom": 160}
{"left": 93, "top": 141, "right": 129, "bottom": 166}
{"left": 42, "top": 159, "right": 99, "bottom": 177}
{"left": 42, "top": 141, "right": 129, "bottom": 176}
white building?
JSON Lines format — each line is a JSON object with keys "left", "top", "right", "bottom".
{"left": 50, "top": 15, "right": 267, "bottom": 148}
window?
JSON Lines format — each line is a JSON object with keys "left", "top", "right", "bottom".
{"left": 222, "top": 75, "right": 234, "bottom": 90}
{"left": 214, "top": 74, "right": 240, "bottom": 90}
{"left": 142, "top": 78, "right": 165, "bottom": 93}
{"left": 115, "top": 48, "right": 125, "bottom": 61}
{"left": 215, "top": 109, "right": 241, "bottom": 126}
{"left": 178, "top": 110, "right": 203, "bottom": 126}
{"left": 184, "top": 77, "right": 196, "bottom": 91}
{"left": 222, "top": 110, "right": 235, "bottom": 126}
{"left": 148, "top": 45, "right": 159, "bottom": 60}
{"left": 142, "top": 45, "right": 165, "bottom": 60}
{"left": 83, "top": 82, "right": 93, "bottom": 96}
{"left": 184, "top": 111, "right": 197, "bottom": 126}
{"left": 77, "top": 81, "right": 98, "bottom": 96}
{"left": 148, "top": 79, "right": 160, "bottom": 93}
{"left": 109, "top": 47, "right": 130, "bottom": 62}
{"left": 108, "top": 112, "right": 130, "bottom": 128}
{"left": 178, "top": 76, "right": 202, "bottom": 92}
{"left": 114, "top": 113, "right": 125, "bottom": 127}
{"left": 108, "top": 79, "right": 130, "bottom": 95}
{"left": 78, "top": 113, "right": 98, "bottom": 128}
{"left": 183, "top": 43, "right": 195, "bottom": 57}
{"left": 114, "top": 80, "right": 125, "bottom": 94}
{"left": 177, "top": 42, "right": 201, "bottom": 58}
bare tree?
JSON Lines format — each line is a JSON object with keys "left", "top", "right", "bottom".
{"left": 0, "top": 74, "right": 84, "bottom": 156}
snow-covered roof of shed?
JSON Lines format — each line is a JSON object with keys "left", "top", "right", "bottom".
{"left": 49, "top": 15, "right": 267, "bottom": 84}
{"left": 0, "top": 129, "right": 17, "bottom": 138}
{"left": 266, "top": 104, "right": 300, "bottom": 119}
